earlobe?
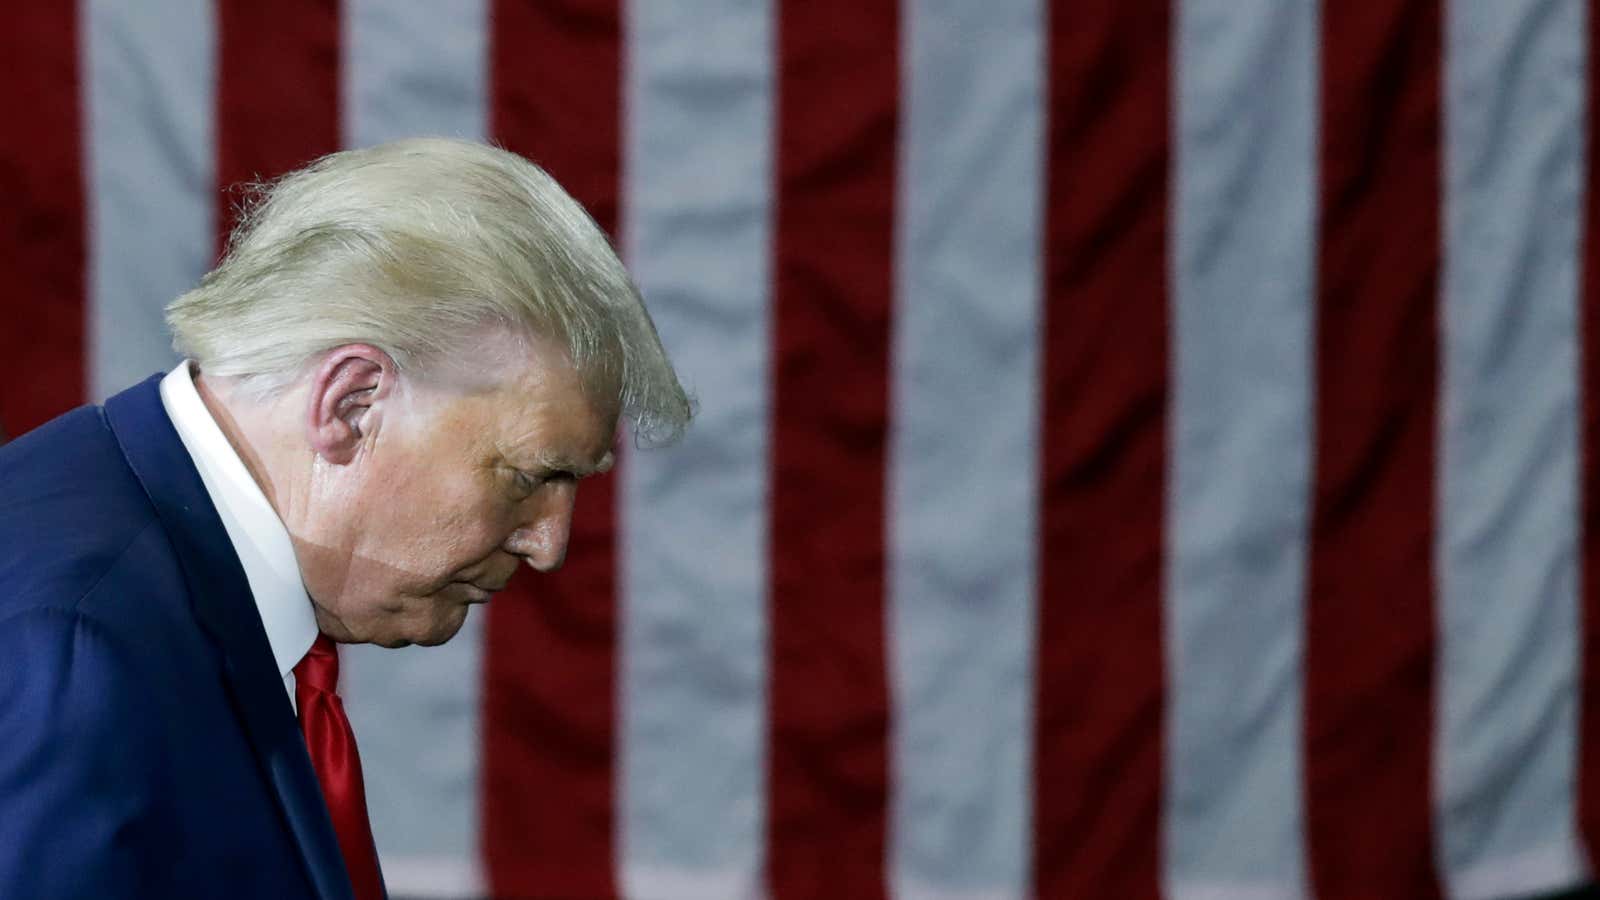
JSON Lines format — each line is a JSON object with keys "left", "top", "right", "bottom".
{"left": 306, "top": 345, "right": 395, "bottom": 465}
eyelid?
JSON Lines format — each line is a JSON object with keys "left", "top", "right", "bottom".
{"left": 508, "top": 463, "right": 584, "bottom": 489}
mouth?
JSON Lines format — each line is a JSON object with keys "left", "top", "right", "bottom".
{"left": 455, "top": 582, "right": 496, "bottom": 604}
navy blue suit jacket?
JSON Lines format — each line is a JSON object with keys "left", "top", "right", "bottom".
{"left": 0, "top": 376, "right": 363, "bottom": 899}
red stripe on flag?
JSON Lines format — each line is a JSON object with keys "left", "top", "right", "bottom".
{"left": 215, "top": 0, "right": 340, "bottom": 251}
{"left": 1305, "top": 2, "right": 1443, "bottom": 896}
{"left": 484, "top": 2, "right": 623, "bottom": 897}
{"left": 0, "top": 7, "right": 85, "bottom": 436}
{"left": 766, "top": 1, "right": 897, "bottom": 896}
{"left": 1579, "top": 0, "right": 1600, "bottom": 861}
{"left": 1032, "top": 2, "right": 1169, "bottom": 896}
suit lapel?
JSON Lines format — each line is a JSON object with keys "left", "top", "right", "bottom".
{"left": 105, "top": 375, "right": 355, "bottom": 900}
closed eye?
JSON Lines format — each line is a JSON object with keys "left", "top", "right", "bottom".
{"left": 510, "top": 468, "right": 541, "bottom": 494}
{"left": 511, "top": 467, "right": 582, "bottom": 494}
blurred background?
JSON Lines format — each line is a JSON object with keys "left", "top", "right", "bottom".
{"left": 4, "top": 1, "right": 1600, "bottom": 899}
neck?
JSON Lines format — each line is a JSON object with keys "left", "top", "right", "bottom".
{"left": 193, "top": 371, "right": 292, "bottom": 525}
{"left": 194, "top": 371, "right": 363, "bottom": 643}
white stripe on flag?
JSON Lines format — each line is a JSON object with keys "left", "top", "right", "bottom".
{"left": 1166, "top": 0, "right": 1317, "bottom": 896}
{"left": 617, "top": 0, "right": 774, "bottom": 890}
{"left": 341, "top": 0, "right": 489, "bottom": 148}
{"left": 887, "top": 0, "right": 1042, "bottom": 896}
{"left": 618, "top": 1, "right": 774, "bottom": 896}
{"left": 1437, "top": 1, "right": 1588, "bottom": 895}
{"left": 618, "top": 863, "right": 763, "bottom": 900}
{"left": 376, "top": 855, "right": 486, "bottom": 900}
{"left": 83, "top": 0, "right": 213, "bottom": 400}
{"left": 338, "top": 3, "right": 490, "bottom": 895}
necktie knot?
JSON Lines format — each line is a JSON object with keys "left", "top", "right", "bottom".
{"left": 295, "top": 634, "right": 340, "bottom": 695}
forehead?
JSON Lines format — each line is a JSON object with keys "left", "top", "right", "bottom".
{"left": 424, "top": 332, "right": 616, "bottom": 467}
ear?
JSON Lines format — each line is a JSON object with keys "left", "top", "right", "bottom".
{"left": 305, "top": 344, "right": 398, "bottom": 465}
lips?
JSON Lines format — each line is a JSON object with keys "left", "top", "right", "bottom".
{"left": 450, "top": 568, "right": 513, "bottom": 602}
{"left": 454, "top": 581, "right": 495, "bottom": 603}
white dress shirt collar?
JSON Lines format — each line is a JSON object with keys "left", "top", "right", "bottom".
{"left": 159, "top": 362, "right": 318, "bottom": 702}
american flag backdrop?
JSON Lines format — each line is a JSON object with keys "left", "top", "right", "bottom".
{"left": 4, "top": 1, "right": 1600, "bottom": 898}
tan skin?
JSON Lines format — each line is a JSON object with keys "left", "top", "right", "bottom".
{"left": 196, "top": 334, "right": 616, "bottom": 648}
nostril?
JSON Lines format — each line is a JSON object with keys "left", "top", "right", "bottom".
{"left": 506, "top": 514, "right": 574, "bottom": 573}
{"left": 526, "top": 538, "right": 568, "bottom": 573}
{"left": 527, "top": 554, "right": 563, "bottom": 574}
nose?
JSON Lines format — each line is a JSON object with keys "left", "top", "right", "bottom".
{"left": 503, "top": 482, "right": 578, "bottom": 572}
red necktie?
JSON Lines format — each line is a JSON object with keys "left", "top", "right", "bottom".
{"left": 294, "top": 635, "right": 385, "bottom": 900}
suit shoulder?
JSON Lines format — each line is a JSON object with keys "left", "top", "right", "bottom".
{"left": 0, "top": 406, "right": 166, "bottom": 618}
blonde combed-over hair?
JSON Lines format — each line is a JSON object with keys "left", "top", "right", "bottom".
{"left": 166, "top": 137, "right": 691, "bottom": 445}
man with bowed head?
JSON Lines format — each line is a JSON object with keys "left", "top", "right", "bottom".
{"left": 0, "top": 139, "right": 692, "bottom": 899}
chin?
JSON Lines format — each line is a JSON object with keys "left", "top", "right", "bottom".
{"left": 405, "top": 601, "right": 473, "bottom": 647}
{"left": 351, "top": 586, "right": 475, "bottom": 647}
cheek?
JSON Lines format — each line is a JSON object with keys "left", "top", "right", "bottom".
{"left": 389, "top": 484, "right": 516, "bottom": 575}
{"left": 351, "top": 468, "right": 472, "bottom": 553}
